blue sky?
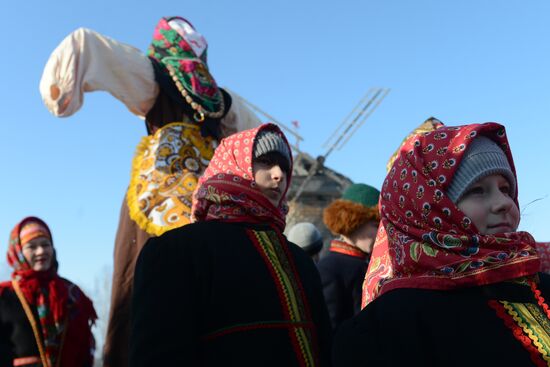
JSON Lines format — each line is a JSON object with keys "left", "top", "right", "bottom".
{"left": 2, "top": 0, "right": 550, "bottom": 295}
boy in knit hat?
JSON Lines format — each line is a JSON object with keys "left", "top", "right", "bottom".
{"left": 317, "top": 183, "right": 380, "bottom": 331}
{"left": 333, "top": 123, "right": 549, "bottom": 367}
{"left": 130, "top": 124, "right": 332, "bottom": 367}
{"left": 287, "top": 222, "right": 324, "bottom": 262}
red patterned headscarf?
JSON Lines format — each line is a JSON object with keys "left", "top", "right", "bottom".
{"left": 362, "top": 123, "right": 540, "bottom": 307}
{"left": 3, "top": 217, "right": 96, "bottom": 366}
{"left": 191, "top": 123, "right": 292, "bottom": 231}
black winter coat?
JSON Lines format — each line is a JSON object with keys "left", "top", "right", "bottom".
{"left": 333, "top": 273, "right": 550, "bottom": 367}
{"left": 0, "top": 288, "right": 41, "bottom": 367}
{"left": 317, "top": 251, "right": 368, "bottom": 332}
{"left": 130, "top": 221, "right": 332, "bottom": 367}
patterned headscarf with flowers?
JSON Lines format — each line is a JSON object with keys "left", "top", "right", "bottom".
{"left": 8, "top": 218, "right": 53, "bottom": 271}
{"left": 2, "top": 217, "right": 96, "bottom": 367}
{"left": 362, "top": 123, "right": 540, "bottom": 307}
{"left": 192, "top": 123, "right": 292, "bottom": 231}
{"left": 147, "top": 16, "right": 224, "bottom": 122}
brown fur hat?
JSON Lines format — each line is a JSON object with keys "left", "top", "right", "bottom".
{"left": 323, "top": 199, "right": 380, "bottom": 237}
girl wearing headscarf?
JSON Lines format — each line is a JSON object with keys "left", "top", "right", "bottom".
{"left": 0, "top": 217, "right": 97, "bottom": 367}
{"left": 333, "top": 122, "right": 550, "bottom": 367}
{"left": 130, "top": 123, "right": 332, "bottom": 366}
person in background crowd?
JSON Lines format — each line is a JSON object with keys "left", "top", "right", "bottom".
{"left": 317, "top": 183, "right": 380, "bottom": 331}
{"left": 130, "top": 124, "right": 332, "bottom": 366}
{"left": 287, "top": 222, "right": 324, "bottom": 262}
{"left": 0, "top": 217, "right": 97, "bottom": 367}
{"left": 39, "top": 16, "right": 260, "bottom": 366}
{"left": 333, "top": 122, "right": 550, "bottom": 367}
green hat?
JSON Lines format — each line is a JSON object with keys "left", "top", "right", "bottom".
{"left": 342, "top": 184, "right": 380, "bottom": 208}
{"left": 323, "top": 183, "right": 381, "bottom": 236}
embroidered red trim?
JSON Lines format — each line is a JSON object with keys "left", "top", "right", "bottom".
{"left": 329, "top": 240, "right": 367, "bottom": 260}
{"left": 275, "top": 229, "right": 321, "bottom": 364}
{"left": 488, "top": 300, "right": 547, "bottom": 367}
{"left": 246, "top": 229, "right": 317, "bottom": 367}
{"left": 530, "top": 280, "right": 550, "bottom": 319}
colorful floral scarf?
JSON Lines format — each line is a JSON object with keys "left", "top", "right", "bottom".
{"left": 2, "top": 217, "right": 96, "bottom": 366}
{"left": 148, "top": 16, "right": 223, "bottom": 117}
{"left": 191, "top": 123, "right": 292, "bottom": 231}
{"left": 363, "top": 123, "right": 540, "bottom": 307}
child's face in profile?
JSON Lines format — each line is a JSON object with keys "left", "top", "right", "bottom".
{"left": 253, "top": 161, "right": 288, "bottom": 207}
{"left": 456, "top": 174, "right": 519, "bottom": 235}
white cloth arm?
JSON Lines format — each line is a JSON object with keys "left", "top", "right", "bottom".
{"left": 39, "top": 27, "right": 261, "bottom": 135}
{"left": 39, "top": 28, "right": 159, "bottom": 118}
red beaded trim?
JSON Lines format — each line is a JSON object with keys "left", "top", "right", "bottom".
{"left": 246, "top": 229, "right": 317, "bottom": 366}
{"left": 488, "top": 300, "right": 547, "bottom": 367}
{"left": 531, "top": 280, "right": 550, "bottom": 320}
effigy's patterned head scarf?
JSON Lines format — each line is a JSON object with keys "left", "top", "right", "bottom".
{"left": 362, "top": 122, "right": 540, "bottom": 307}
{"left": 192, "top": 123, "right": 292, "bottom": 231}
{"left": 148, "top": 16, "right": 224, "bottom": 121}
{"left": 5, "top": 217, "right": 96, "bottom": 367}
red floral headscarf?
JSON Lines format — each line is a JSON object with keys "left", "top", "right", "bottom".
{"left": 191, "top": 123, "right": 292, "bottom": 231}
{"left": 2, "top": 217, "right": 97, "bottom": 366}
{"left": 362, "top": 123, "right": 540, "bottom": 307}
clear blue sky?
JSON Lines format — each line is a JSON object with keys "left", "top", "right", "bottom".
{"left": 2, "top": 0, "right": 550, "bottom": 294}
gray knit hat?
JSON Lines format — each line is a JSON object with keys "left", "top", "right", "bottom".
{"left": 287, "top": 222, "right": 323, "bottom": 256}
{"left": 447, "top": 136, "right": 516, "bottom": 203}
{"left": 254, "top": 129, "right": 291, "bottom": 164}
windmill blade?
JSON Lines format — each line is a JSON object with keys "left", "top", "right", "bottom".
{"left": 337, "top": 88, "right": 390, "bottom": 149}
{"left": 290, "top": 88, "right": 389, "bottom": 203}
{"left": 225, "top": 88, "right": 304, "bottom": 144}
{"left": 289, "top": 155, "right": 324, "bottom": 203}
{"left": 322, "top": 88, "right": 375, "bottom": 149}
{"left": 323, "top": 88, "right": 385, "bottom": 160}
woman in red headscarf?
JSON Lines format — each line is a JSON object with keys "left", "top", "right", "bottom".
{"left": 0, "top": 217, "right": 97, "bottom": 367}
{"left": 130, "top": 123, "right": 332, "bottom": 366}
{"left": 333, "top": 122, "right": 550, "bottom": 367}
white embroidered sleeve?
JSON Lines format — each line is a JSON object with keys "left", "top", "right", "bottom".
{"left": 39, "top": 28, "right": 159, "bottom": 118}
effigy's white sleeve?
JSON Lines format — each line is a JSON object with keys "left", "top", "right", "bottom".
{"left": 219, "top": 89, "right": 262, "bottom": 137}
{"left": 39, "top": 28, "right": 159, "bottom": 118}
